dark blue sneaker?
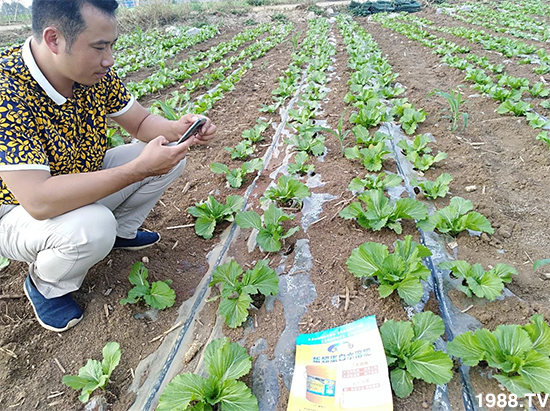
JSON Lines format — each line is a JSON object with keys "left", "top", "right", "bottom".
{"left": 24, "top": 276, "right": 83, "bottom": 332}
{"left": 113, "top": 229, "right": 161, "bottom": 251}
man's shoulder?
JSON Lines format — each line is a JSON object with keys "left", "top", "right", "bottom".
{"left": 0, "top": 45, "right": 29, "bottom": 97}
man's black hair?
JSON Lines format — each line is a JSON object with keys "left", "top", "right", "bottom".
{"left": 32, "top": 0, "right": 118, "bottom": 50}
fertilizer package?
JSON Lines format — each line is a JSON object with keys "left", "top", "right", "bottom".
{"left": 287, "top": 315, "right": 393, "bottom": 411}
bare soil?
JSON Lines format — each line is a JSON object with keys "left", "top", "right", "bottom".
{"left": 2, "top": 3, "right": 550, "bottom": 411}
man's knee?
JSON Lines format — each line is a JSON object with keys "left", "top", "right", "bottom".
{"left": 70, "top": 204, "right": 117, "bottom": 256}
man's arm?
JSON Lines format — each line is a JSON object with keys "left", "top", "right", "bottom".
{"left": 113, "top": 100, "right": 217, "bottom": 144}
{"left": 0, "top": 136, "right": 191, "bottom": 220}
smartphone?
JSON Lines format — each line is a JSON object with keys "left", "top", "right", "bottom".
{"left": 177, "top": 118, "right": 207, "bottom": 144}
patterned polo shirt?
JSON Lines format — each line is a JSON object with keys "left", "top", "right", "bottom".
{"left": 0, "top": 37, "right": 135, "bottom": 205}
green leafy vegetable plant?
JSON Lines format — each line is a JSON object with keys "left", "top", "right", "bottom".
{"left": 417, "top": 196, "right": 494, "bottom": 236}
{"left": 120, "top": 262, "right": 176, "bottom": 309}
{"left": 529, "top": 82, "right": 550, "bottom": 98}
{"left": 157, "top": 338, "right": 258, "bottom": 411}
{"left": 439, "top": 260, "right": 517, "bottom": 301}
{"left": 188, "top": 195, "right": 244, "bottom": 239}
{"left": 497, "top": 74, "right": 529, "bottom": 91}
{"left": 349, "top": 102, "right": 387, "bottom": 129}
{"left": 464, "top": 68, "right": 492, "bottom": 85}
{"left": 526, "top": 112, "right": 549, "bottom": 129}
{"left": 398, "top": 107, "right": 427, "bottom": 135}
{"left": 352, "top": 126, "right": 390, "bottom": 147}
{"left": 235, "top": 203, "right": 300, "bottom": 252}
{"left": 497, "top": 99, "right": 532, "bottom": 116}
{"left": 347, "top": 235, "right": 432, "bottom": 306}
{"left": 536, "top": 131, "right": 550, "bottom": 147}
{"left": 211, "top": 158, "right": 263, "bottom": 188}
{"left": 262, "top": 175, "right": 310, "bottom": 208}
{"left": 397, "top": 134, "right": 432, "bottom": 157}
{"left": 447, "top": 315, "right": 550, "bottom": 397}
{"left": 209, "top": 259, "right": 279, "bottom": 328}
{"left": 224, "top": 140, "right": 255, "bottom": 160}
{"left": 380, "top": 311, "right": 453, "bottom": 398}
{"left": 62, "top": 342, "right": 121, "bottom": 403}
{"left": 409, "top": 151, "right": 447, "bottom": 172}
{"left": 344, "top": 142, "right": 391, "bottom": 172}
{"left": 288, "top": 151, "right": 315, "bottom": 176}
{"left": 411, "top": 173, "right": 453, "bottom": 200}
{"left": 398, "top": 135, "right": 447, "bottom": 171}
{"left": 485, "top": 85, "right": 522, "bottom": 103}
{"left": 285, "top": 132, "right": 326, "bottom": 156}
{"left": 242, "top": 119, "right": 271, "bottom": 143}
{"left": 348, "top": 172, "right": 402, "bottom": 194}
{"left": 340, "top": 189, "right": 428, "bottom": 235}
{"left": 106, "top": 128, "right": 125, "bottom": 148}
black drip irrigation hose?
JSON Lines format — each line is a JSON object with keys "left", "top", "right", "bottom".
{"left": 135, "top": 72, "right": 310, "bottom": 411}
{"left": 382, "top": 121, "right": 478, "bottom": 411}
{"left": 384, "top": 120, "right": 541, "bottom": 411}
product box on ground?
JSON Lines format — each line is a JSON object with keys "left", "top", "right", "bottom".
{"left": 287, "top": 315, "right": 393, "bottom": 411}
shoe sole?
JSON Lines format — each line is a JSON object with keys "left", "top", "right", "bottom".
{"left": 24, "top": 281, "right": 83, "bottom": 333}
{"left": 113, "top": 234, "right": 161, "bottom": 251}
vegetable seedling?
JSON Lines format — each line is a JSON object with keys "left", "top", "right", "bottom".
{"left": 340, "top": 189, "right": 428, "bottom": 235}
{"left": 209, "top": 259, "right": 279, "bottom": 328}
{"left": 288, "top": 151, "right": 315, "bottom": 176}
{"left": 235, "top": 203, "right": 300, "bottom": 252}
{"left": 348, "top": 172, "right": 402, "bottom": 194}
{"left": 188, "top": 195, "right": 244, "bottom": 239}
{"left": 447, "top": 315, "right": 550, "bottom": 397}
{"left": 417, "top": 196, "right": 494, "bottom": 236}
{"left": 440, "top": 260, "right": 518, "bottom": 301}
{"left": 411, "top": 173, "right": 453, "bottom": 200}
{"left": 63, "top": 342, "right": 121, "bottom": 403}
{"left": 347, "top": 235, "right": 432, "bottom": 305}
{"left": 381, "top": 312, "right": 453, "bottom": 398}
{"left": 120, "top": 262, "right": 175, "bottom": 310}
{"left": 261, "top": 175, "right": 310, "bottom": 208}
{"left": 211, "top": 158, "right": 263, "bottom": 188}
{"left": 157, "top": 338, "right": 258, "bottom": 410}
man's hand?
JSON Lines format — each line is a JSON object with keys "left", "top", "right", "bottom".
{"left": 132, "top": 135, "right": 190, "bottom": 177}
{"left": 176, "top": 114, "right": 217, "bottom": 145}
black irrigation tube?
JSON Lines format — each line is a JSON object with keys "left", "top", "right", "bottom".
{"left": 384, "top": 122, "right": 541, "bottom": 411}
{"left": 383, "top": 122, "right": 478, "bottom": 411}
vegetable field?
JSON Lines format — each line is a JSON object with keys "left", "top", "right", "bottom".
{"left": 2, "top": 1, "right": 550, "bottom": 410}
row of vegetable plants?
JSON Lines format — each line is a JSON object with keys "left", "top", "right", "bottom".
{"left": 108, "top": 22, "right": 294, "bottom": 146}
{"left": 492, "top": 0, "right": 550, "bottom": 19}
{"left": 155, "top": 17, "right": 338, "bottom": 410}
{"left": 407, "top": 12, "right": 550, "bottom": 75}
{"left": 114, "top": 24, "right": 219, "bottom": 78}
{"left": 371, "top": 12, "right": 550, "bottom": 147}
{"left": 126, "top": 23, "right": 276, "bottom": 98}
{"left": 335, "top": 13, "right": 550, "bottom": 400}
{"left": 441, "top": 2, "right": 550, "bottom": 42}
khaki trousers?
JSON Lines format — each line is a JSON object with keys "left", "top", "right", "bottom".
{"left": 0, "top": 142, "right": 186, "bottom": 298}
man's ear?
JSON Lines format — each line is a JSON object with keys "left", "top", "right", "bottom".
{"left": 43, "top": 27, "right": 63, "bottom": 54}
